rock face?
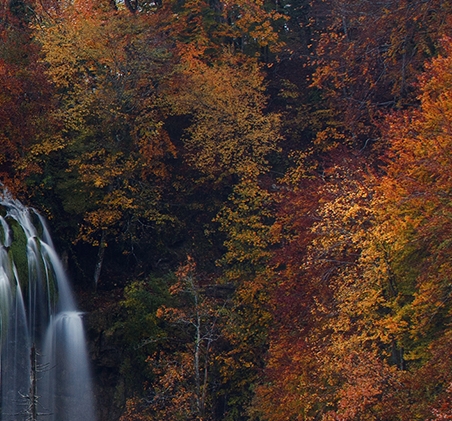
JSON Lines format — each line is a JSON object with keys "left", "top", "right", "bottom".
{"left": 85, "top": 294, "right": 128, "bottom": 421}
{"left": 93, "top": 349, "right": 126, "bottom": 421}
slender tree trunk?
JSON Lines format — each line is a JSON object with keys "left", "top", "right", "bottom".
{"left": 94, "top": 229, "right": 106, "bottom": 291}
{"left": 30, "top": 344, "right": 37, "bottom": 421}
{"left": 194, "top": 289, "right": 202, "bottom": 417}
{"left": 200, "top": 336, "right": 211, "bottom": 416}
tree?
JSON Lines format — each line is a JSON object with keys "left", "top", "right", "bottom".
{"left": 309, "top": 0, "right": 452, "bottom": 151}
{"left": 251, "top": 147, "right": 431, "bottom": 420}
{"left": 252, "top": 154, "right": 395, "bottom": 420}
{"left": 168, "top": 49, "right": 281, "bottom": 180}
{"left": 32, "top": 4, "right": 177, "bottom": 284}
{"left": 253, "top": 36, "right": 452, "bottom": 421}
{"left": 0, "top": 0, "right": 55, "bottom": 195}
{"left": 376, "top": 36, "right": 452, "bottom": 361}
{"left": 125, "top": 257, "right": 224, "bottom": 421}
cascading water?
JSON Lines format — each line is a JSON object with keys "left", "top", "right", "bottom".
{"left": 0, "top": 192, "right": 96, "bottom": 421}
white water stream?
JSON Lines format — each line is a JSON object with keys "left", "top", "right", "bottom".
{"left": 0, "top": 192, "right": 96, "bottom": 421}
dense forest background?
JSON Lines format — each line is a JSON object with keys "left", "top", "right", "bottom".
{"left": 1, "top": 0, "right": 452, "bottom": 419}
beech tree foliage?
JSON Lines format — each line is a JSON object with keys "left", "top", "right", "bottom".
{"left": 2, "top": 0, "right": 452, "bottom": 419}
{"left": 34, "top": 6, "right": 176, "bottom": 250}
{"left": 253, "top": 38, "right": 452, "bottom": 421}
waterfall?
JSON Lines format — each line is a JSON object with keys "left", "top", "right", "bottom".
{"left": 0, "top": 192, "right": 96, "bottom": 421}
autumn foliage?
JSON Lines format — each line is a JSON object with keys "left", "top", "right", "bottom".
{"left": 252, "top": 36, "right": 452, "bottom": 421}
{"left": 2, "top": 0, "right": 452, "bottom": 420}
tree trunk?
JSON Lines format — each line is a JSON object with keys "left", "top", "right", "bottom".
{"left": 94, "top": 229, "right": 107, "bottom": 291}
{"left": 29, "top": 344, "right": 37, "bottom": 421}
